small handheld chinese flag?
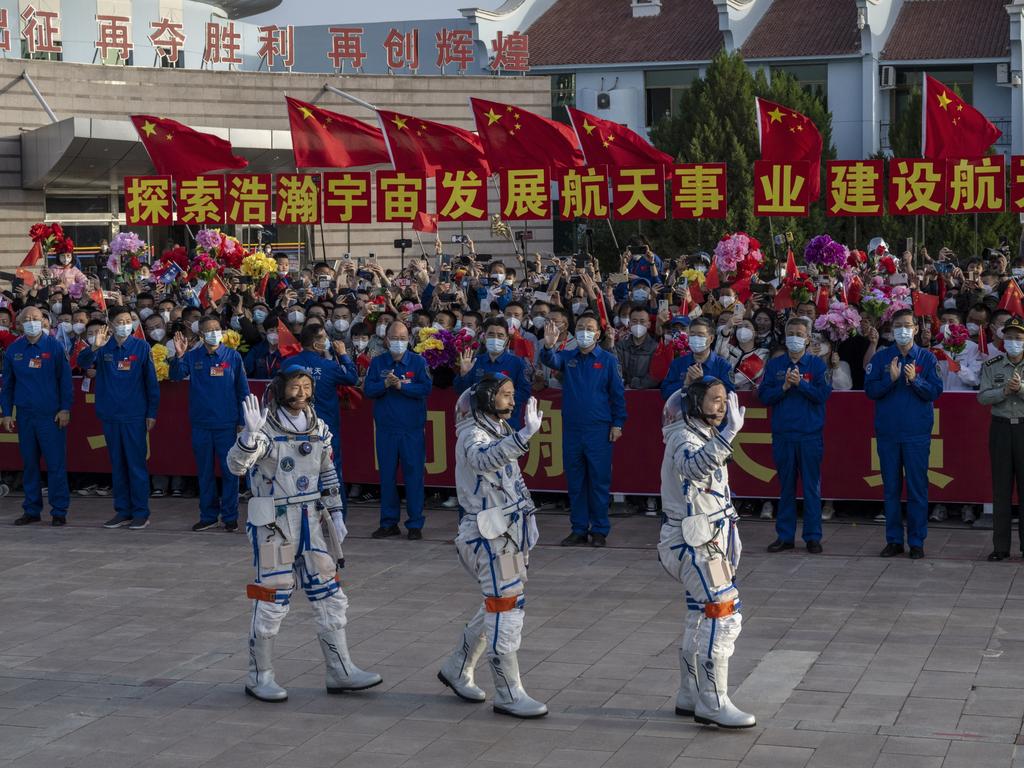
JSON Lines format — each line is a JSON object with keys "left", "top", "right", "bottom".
{"left": 131, "top": 115, "right": 248, "bottom": 177}
{"left": 566, "top": 107, "right": 674, "bottom": 168}
{"left": 15, "top": 268, "right": 36, "bottom": 287}
{"left": 69, "top": 339, "right": 87, "bottom": 369}
{"left": 998, "top": 279, "right": 1024, "bottom": 318}
{"left": 277, "top": 318, "right": 302, "bottom": 357}
{"left": 133, "top": 323, "right": 146, "bottom": 340}
{"left": 815, "top": 285, "right": 830, "bottom": 315}
{"left": 20, "top": 241, "right": 42, "bottom": 268}
{"left": 977, "top": 324, "right": 989, "bottom": 356}
{"left": 199, "top": 274, "right": 227, "bottom": 308}
{"left": 756, "top": 98, "right": 823, "bottom": 200}
{"left": 731, "top": 277, "right": 753, "bottom": 304}
{"left": 784, "top": 248, "right": 798, "bottom": 279}
{"left": 90, "top": 288, "right": 107, "bottom": 311}
{"left": 912, "top": 290, "right": 939, "bottom": 319}
{"left": 413, "top": 211, "right": 438, "bottom": 233}
{"left": 650, "top": 340, "right": 675, "bottom": 381}
{"left": 922, "top": 74, "right": 1002, "bottom": 161}
{"left": 257, "top": 272, "right": 270, "bottom": 298}
{"left": 737, "top": 353, "right": 765, "bottom": 384}
{"left": 774, "top": 285, "right": 794, "bottom": 311}
{"left": 704, "top": 260, "right": 720, "bottom": 290}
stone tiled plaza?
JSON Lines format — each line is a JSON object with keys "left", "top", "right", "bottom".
{"left": 1, "top": 500, "right": 1022, "bottom": 768}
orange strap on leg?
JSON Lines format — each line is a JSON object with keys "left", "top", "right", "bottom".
{"left": 247, "top": 584, "right": 279, "bottom": 603}
{"left": 704, "top": 600, "right": 736, "bottom": 619}
{"left": 485, "top": 595, "right": 519, "bottom": 613}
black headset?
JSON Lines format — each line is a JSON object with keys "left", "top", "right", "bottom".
{"left": 470, "top": 373, "right": 512, "bottom": 420}
{"left": 687, "top": 376, "right": 727, "bottom": 423}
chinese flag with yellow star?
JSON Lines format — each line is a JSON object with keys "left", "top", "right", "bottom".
{"left": 566, "top": 107, "right": 673, "bottom": 168}
{"left": 285, "top": 97, "right": 389, "bottom": 169}
{"left": 923, "top": 74, "right": 1001, "bottom": 161}
{"left": 130, "top": 115, "right": 248, "bottom": 177}
{"left": 470, "top": 97, "right": 584, "bottom": 171}
{"left": 755, "top": 98, "right": 823, "bottom": 200}
{"left": 376, "top": 109, "right": 489, "bottom": 176}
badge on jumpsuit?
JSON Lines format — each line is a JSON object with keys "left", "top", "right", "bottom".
{"left": 280, "top": 457, "right": 295, "bottom": 472}
{"left": 299, "top": 442, "right": 313, "bottom": 455}
{"left": 296, "top": 476, "right": 310, "bottom": 491}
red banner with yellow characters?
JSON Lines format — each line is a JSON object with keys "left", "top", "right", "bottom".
{"left": 0, "top": 383, "right": 996, "bottom": 503}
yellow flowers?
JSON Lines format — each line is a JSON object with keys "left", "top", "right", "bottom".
{"left": 222, "top": 329, "right": 242, "bottom": 350}
{"left": 151, "top": 343, "right": 169, "bottom": 382}
{"left": 241, "top": 251, "right": 277, "bottom": 279}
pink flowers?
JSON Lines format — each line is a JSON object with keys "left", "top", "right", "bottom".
{"left": 713, "top": 232, "right": 763, "bottom": 281}
{"left": 814, "top": 302, "right": 861, "bottom": 343}
{"left": 937, "top": 323, "right": 969, "bottom": 355}
{"left": 195, "top": 228, "right": 223, "bottom": 253}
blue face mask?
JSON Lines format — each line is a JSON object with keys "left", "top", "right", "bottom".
{"left": 893, "top": 327, "right": 914, "bottom": 346}
{"left": 486, "top": 337, "right": 506, "bottom": 355}
{"left": 253, "top": 309, "right": 268, "bottom": 324}
{"left": 575, "top": 329, "right": 596, "bottom": 348}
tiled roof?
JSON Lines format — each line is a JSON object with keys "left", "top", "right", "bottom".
{"left": 527, "top": 0, "right": 724, "bottom": 66}
{"left": 881, "top": 0, "right": 1009, "bottom": 61}
{"left": 741, "top": 0, "right": 861, "bottom": 58}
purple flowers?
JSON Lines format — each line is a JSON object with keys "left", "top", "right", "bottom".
{"left": 110, "top": 231, "right": 145, "bottom": 258}
{"left": 814, "top": 302, "right": 861, "bottom": 343}
{"left": 195, "top": 228, "right": 223, "bottom": 253}
{"left": 804, "top": 235, "right": 849, "bottom": 273}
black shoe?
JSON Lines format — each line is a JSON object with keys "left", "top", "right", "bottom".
{"left": 224, "top": 521, "right": 238, "bottom": 533}
{"left": 560, "top": 532, "right": 588, "bottom": 547}
{"left": 13, "top": 514, "right": 40, "bottom": 526}
{"left": 879, "top": 543, "right": 905, "bottom": 558}
{"left": 170, "top": 489, "right": 183, "bottom": 498}
{"left": 407, "top": 528, "right": 423, "bottom": 540}
{"left": 806, "top": 541, "right": 823, "bottom": 554}
{"left": 372, "top": 525, "right": 401, "bottom": 539}
{"left": 51, "top": 517, "right": 66, "bottom": 527}
{"left": 909, "top": 546, "right": 925, "bottom": 560}
{"left": 590, "top": 533, "right": 606, "bottom": 548}
{"left": 988, "top": 551, "right": 1010, "bottom": 562}
{"left": 103, "top": 516, "right": 131, "bottom": 529}
{"left": 192, "top": 520, "right": 219, "bottom": 532}
{"left": 766, "top": 539, "right": 794, "bottom": 553}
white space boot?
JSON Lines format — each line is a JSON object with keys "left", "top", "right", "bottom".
{"left": 675, "top": 647, "right": 699, "bottom": 716}
{"left": 693, "top": 655, "right": 755, "bottom": 728}
{"left": 319, "top": 628, "right": 383, "bottom": 693}
{"left": 245, "top": 637, "right": 288, "bottom": 702}
{"left": 489, "top": 652, "right": 548, "bottom": 718}
{"left": 438, "top": 623, "right": 488, "bottom": 702}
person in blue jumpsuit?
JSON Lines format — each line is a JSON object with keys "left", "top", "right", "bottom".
{"left": 364, "top": 320, "right": 432, "bottom": 540}
{"left": 1, "top": 306, "right": 72, "bottom": 526}
{"left": 283, "top": 322, "right": 358, "bottom": 515}
{"left": 77, "top": 307, "right": 160, "bottom": 530}
{"left": 453, "top": 317, "right": 532, "bottom": 430}
{"left": 865, "top": 308, "right": 943, "bottom": 559}
{"left": 757, "top": 317, "right": 832, "bottom": 553}
{"left": 539, "top": 311, "right": 626, "bottom": 548}
{"left": 170, "top": 316, "right": 250, "bottom": 532}
{"left": 661, "top": 317, "right": 734, "bottom": 400}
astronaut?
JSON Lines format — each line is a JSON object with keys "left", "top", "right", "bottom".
{"left": 658, "top": 377, "right": 755, "bottom": 729}
{"left": 437, "top": 374, "right": 547, "bottom": 718}
{"left": 227, "top": 366, "right": 382, "bottom": 703}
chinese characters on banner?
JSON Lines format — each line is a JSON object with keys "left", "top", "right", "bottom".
{"left": 435, "top": 170, "right": 488, "bottom": 222}
{"left": 889, "top": 159, "right": 945, "bottom": 215}
{"left": 1011, "top": 157, "right": 1024, "bottom": 214}
{"left": 226, "top": 175, "right": 272, "bottom": 224}
{"left": 826, "top": 160, "right": 884, "bottom": 216}
{"left": 671, "top": 164, "right": 727, "bottom": 219}
{"left": 176, "top": 176, "right": 225, "bottom": 225}
{"left": 754, "top": 161, "right": 810, "bottom": 217}
{"left": 499, "top": 168, "right": 550, "bottom": 221}
{"left": 275, "top": 174, "right": 321, "bottom": 224}
{"left": 946, "top": 157, "right": 1005, "bottom": 214}
{"left": 611, "top": 166, "right": 665, "bottom": 220}
{"left": 124, "top": 176, "right": 173, "bottom": 226}
{"left": 558, "top": 166, "right": 609, "bottom": 220}
{"left": 322, "top": 172, "right": 372, "bottom": 224}
{"left": 376, "top": 171, "right": 426, "bottom": 222}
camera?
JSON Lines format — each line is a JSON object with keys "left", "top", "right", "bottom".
{"left": 451, "top": 234, "right": 470, "bottom": 244}
{"left": 934, "top": 261, "right": 953, "bottom": 274}
{"left": 356, "top": 269, "right": 374, "bottom": 280}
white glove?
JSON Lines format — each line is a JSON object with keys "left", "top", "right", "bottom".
{"left": 330, "top": 509, "right": 348, "bottom": 544}
{"left": 719, "top": 391, "right": 746, "bottom": 443}
{"left": 517, "top": 397, "right": 544, "bottom": 442}
{"left": 240, "top": 393, "right": 267, "bottom": 444}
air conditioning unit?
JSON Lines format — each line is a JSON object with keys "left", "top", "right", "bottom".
{"left": 997, "top": 62, "right": 1011, "bottom": 85}
{"left": 880, "top": 65, "right": 895, "bottom": 89}
{"left": 597, "top": 92, "right": 611, "bottom": 109}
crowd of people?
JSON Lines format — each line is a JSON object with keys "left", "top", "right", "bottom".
{"left": 2, "top": 229, "right": 1024, "bottom": 560}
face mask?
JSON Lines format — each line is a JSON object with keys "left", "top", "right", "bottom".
{"left": 139, "top": 307, "right": 154, "bottom": 321}
{"left": 160, "top": 310, "right": 171, "bottom": 323}
{"left": 505, "top": 276, "right": 515, "bottom": 286}
{"left": 1005, "top": 339, "right": 1024, "bottom": 357}
{"left": 720, "top": 295, "right": 735, "bottom": 308}
{"left": 23, "top": 320, "right": 42, "bottom": 337}
{"left": 229, "top": 316, "right": 242, "bottom": 331}
{"left": 51, "top": 302, "right": 62, "bottom": 315}
{"left": 288, "top": 310, "right": 304, "bottom": 324}
{"left": 575, "top": 329, "right": 596, "bottom": 348}
{"left": 86, "top": 334, "right": 97, "bottom": 346}
{"left": 432, "top": 322, "right": 445, "bottom": 331}
{"left": 72, "top": 322, "right": 85, "bottom": 335}
{"left": 376, "top": 323, "right": 388, "bottom": 338}
{"left": 630, "top": 323, "right": 647, "bottom": 339}
{"left": 943, "top": 298, "right": 957, "bottom": 310}
{"left": 58, "top": 321, "right": 72, "bottom": 334}
{"left": 490, "top": 273, "right": 504, "bottom": 283}
{"left": 718, "top": 324, "right": 730, "bottom": 336}
{"left": 966, "top": 322, "right": 981, "bottom": 335}
{"left": 190, "top": 320, "right": 199, "bottom": 334}
{"left": 631, "top": 290, "right": 648, "bottom": 303}
{"left": 735, "top": 327, "right": 754, "bottom": 344}
{"left": 572, "top": 302, "right": 586, "bottom": 315}
{"left": 533, "top": 316, "right": 547, "bottom": 330}
{"left": 253, "top": 309, "right": 268, "bottom": 324}
{"left": 314, "top": 339, "right": 328, "bottom": 352}
{"left": 689, "top": 335, "right": 709, "bottom": 353}
{"left": 389, "top": 340, "right": 408, "bottom": 355}
{"left": 149, "top": 328, "right": 165, "bottom": 342}
{"left": 785, "top": 335, "right": 806, "bottom": 353}
{"left": 486, "top": 337, "right": 506, "bottom": 355}
{"left": 334, "top": 318, "right": 350, "bottom": 334}
{"left": 506, "top": 317, "right": 521, "bottom": 333}
{"left": 266, "top": 332, "right": 279, "bottom": 346}
{"left": 455, "top": 321, "right": 463, "bottom": 331}
{"left": 204, "top": 330, "right": 222, "bottom": 347}
{"left": 114, "top": 323, "right": 132, "bottom": 339}
{"left": 893, "top": 327, "right": 914, "bottom": 346}
{"left": 353, "top": 338, "right": 368, "bottom": 352}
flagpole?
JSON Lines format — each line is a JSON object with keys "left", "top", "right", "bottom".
{"left": 322, "top": 85, "right": 377, "bottom": 112}
{"left": 562, "top": 103, "right": 619, "bottom": 264}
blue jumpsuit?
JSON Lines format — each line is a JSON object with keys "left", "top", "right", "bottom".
{"left": 661, "top": 351, "right": 735, "bottom": 400}
{"left": 283, "top": 349, "right": 359, "bottom": 513}
{"left": 170, "top": 344, "right": 250, "bottom": 524}
{"left": 0, "top": 334, "right": 72, "bottom": 520}
{"left": 364, "top": 350, "right": 432, "bottom": 531}
{"left": 865, "top": 344, "right": 943, "bottom": 548}
{"left": 539, "top": 345, "right": 626, "bottom": 537}
{"left": 244, "top": 340, "right": 283, "bottom": 380}
{"left": 453, "top": 349, "right": 532, "bottom": 430}
{"left": 758, "top": 352, "right": 831, "bottom": 544}
{"left": 78, "top": 337, "right": 160, "bottom": 523}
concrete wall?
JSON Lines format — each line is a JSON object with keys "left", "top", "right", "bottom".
{"left": 0, "top": 58, "right": 552, "bottom": 270}
{"left": 574, "top": 69, "right": 646, "bottom": 136}
{"left": 828, "top": 59, "right": 866, "bottom": 159}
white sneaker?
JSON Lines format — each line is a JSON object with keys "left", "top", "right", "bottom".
{"left": 76, "top": 484, "right": 97, "bottom": 496}
{"left": 929, "top": 504, "right": 947, "bottom": 522}
{"left": 821, "top": 501, "right": 835, "bottom": 521}
{"left": 644, "top": 498, "right": 659, "bottom": 517}
{"left": 961, "top": 505, "right": 977, "bottom": 525}
{"left": 441, "top": 496, "right": 459, "bottom": 509}
{"left": 873, "top": 511, "right": 887, "bottom": 522}
{"left": 760, "top": 501, "right": 774, "bottom": 520}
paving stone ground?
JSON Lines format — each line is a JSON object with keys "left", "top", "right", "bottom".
{"left": 2, "top": 497, "right": 1024, "bottom": 768}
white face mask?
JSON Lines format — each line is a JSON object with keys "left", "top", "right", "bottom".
{"left": 785, "top": 335, "right": 806, "bottom": 354}
{"left": 490, "top": 273, "right": 504, "bottom": 283}
{"left": 939, "top": 324, "right": 951, "bottom": 337}
{"left": 389, "top": 339, "right": 408, "bottom": 355}
{"left": 966, "top": 322, "right": 981, "bottom": 335}
{"left": 149, "top": 328, "right": 166, "bottom": 342}
{"left": 288, "top": 310, "right": 305, "bottom": 324}
{"left": 114, "top": 323, "right": 132, "bottom": 339}
{"left": 995, "top": 326, "right": 1006, "bottom": 339}
{"left": 629, "top": 323, "right": 647, "bottom": 339}
{"left": 86, "top": 334, "right": 97, "bottom": 346}
{"left": 266, "top": 332, "right": 279, "bottom": 346}
{"left": 432, "top": 322, "right": 445, "bottom": 331}
{"left": 572, "top": 302, "right": 586, "bottom": 315}
{"left": 735, "top": 327, "right": 754, "bottom": 344}
{"left": 486, "top": 337, "right": 506, "bottom": 355}
{"left": 505, "top": 276, "right": 515, "bottom": 286}
{"left": 506, "top": 316, "right": 522, "bottom": 333}
{"left": 720, "top": 295, "right": 735, "bottom": 308}
{"left": 1005, "top": 339, "right": 1024, "bottom": 357}
{"left": 533, "top": 316, "right": 547, "bottom": 330}
{"left": 204, "top": 330, "right": 222, "bottom": 347}
{"left": 253, "top": 309, "right": 268, "bottom": 324}
{"left": 72, "top": 322, "right": 86, "bottom": 335}
{"left": 160, "top": 310, "right": 171, "bottom": 323}
{"left": 632, "top": 290, "right": 648, "bottom": 303}
{"left": 689, "top": 335, "right": 709, "bottom": 353}
{"left": 376, "top": 323, "right": 389, "bottom": 338}
{"left": 190, "top": 320, "right": 199, "bottom": 334}
{"left": 58, "top": 321, "right": 72, "bottom": 334}
{"left": 575, "top": 329, "right": 596, "bottom": 348}
{"left": 334, "top": 318, "right": 350, "bottom": 334}
{"left": 139, "top": 307, "right": 154, "bottom": 321}
{"left": 893, "top": 327, "right": 915, "bottom": 346}
{"left": 22, "top": 320, "right": 42, "bottom": 337}
{"left": 51, "top": 302, "right": 63, "bottom": 315}
{"left": 943, "top": 298, "right": 957, "bottom": 310}
{"left": 353, "top": 338, "right": 368, "bottom": 351}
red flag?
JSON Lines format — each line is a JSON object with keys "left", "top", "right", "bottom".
{"left": 923, "top": 74, "right": 1002, "bottom": 161}
{"left": 847, "top": 275, "right": 863, "bottom": 306}
{"left": 131, "top": 115, "right": 248, "bottom": 177}
{"left": 510, "top": 334, "right": 535, "bottom": 360}
{"left": 90, "top": 288, "right": 106, "bottom": 311}
{"left": 650, "top": 340, "right": 675, "bottom": 381}
{"left": 15, "top": 268, "right": 36, "bottom": 287}
{"left": 132, "top": 324, "right": 145, "bottom": 340}
{"left": 69, "top": 339, "right": 87, "bottom": 369}
{"left": 470, "top": 97, "right": 584, "bottom": 171}
{"left": 277, "top": 318, "right": 302, "bottom": 357}
{"left": 257, "top": 272, "right": 270, "bottom": 299}
{"left": 20, "top": 241, "right": 43, "bottom": 267}
{"left": 774, "top": 286, "right": 794, "bottom": 311}
{"left": 978, "top": 325, "right": 989, "bottom": 356}
{"left": 731, "top": 277, "right": 752, "bottom": 305}
{"left": 999, "top": 279, "right": 1024, "bottom": 318}
{"left": 285, "top": 96, "right": 389, "bottom": 169}
{"left": 413, "top": 211, "right": 438, "bottom": 233}
{"left": 815, "top": 285, "right": 830, "bottom": 315}
{"left": 912, "top": 291, "right": 939, "bottom": 319}
{"left": 756, "top": 98, "right": 823, "bottom": 200}
{"left": 689, "top": 284, "right": 705, "bottom": 307}
{"left": 704, "top": 260, "right": 720, "bottom": 290}
{"left": 199, "top": 274, "right": 227, "bottom": 309}
{"left": 736, "top": 353, "right": 765, "bottom": 384}
{"left": 566, "top": 107, "right": 674, "bottom": 168}
{"left": 784, "top": 248, "right": 798, "bottom": 279}
{"left": 378, "top": 109, "right": 489, "bottom": 176}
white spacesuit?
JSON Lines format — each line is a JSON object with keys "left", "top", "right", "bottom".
{"left": 227, "top": 368, "right": 381, "bottom": 702}
{"left": 437, "top": 374, "right": 547, "bottom": 718}
{"left": 658, "top": 380, "right": 755, "bottom": 728}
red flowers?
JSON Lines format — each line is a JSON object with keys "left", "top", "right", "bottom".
{"left": 29, "top": 223, "right": 51, "bottom": 243}
{"left": 129, "top": 256, "right": 142, "bottom": 271}
{"left": 53, "top": 236, "right": 75, "bottom": 255}
{"left": 878, "top": 256, "right": 897, "bottom": 275}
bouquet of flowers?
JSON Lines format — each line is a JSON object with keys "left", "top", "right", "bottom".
{"left": 219, "top": 235, "right": 246, "bottom": 270}
{"left": 241, "top": 250, "right": 277, "bottom": 280}
{"left": 195, "top": 228, "right": 223, "bottom": 254}
{"left": 783, "top": 272, "right": 816, "bottom": 305}
{"left": 878, "top": 255, "right": 897, "bottom": 275}
{"left": 670, "top": 332, "right": 691, "bottom": 357}
{"left": 713, "top": 232, "right": 763, "bottom": 281}
{"left": 803, "top": 235, "right": 849, "bottom": 275}
{"left": 413, "top": 327, "right": 457, "bottom": 369}
{"left": 937, "top": 323, "right": 969, "bottom": 355}
{"left": 452, "top": 327, "right": 479, "bottom": 356}
{"left": 29, "top": 222, "right": 74, "bottom": 256}
{"left": 679, "top": 268, "right": 706, "bottom": 287}
{"left": 109, "top": 231, "right": 147, "bottom": 275}
{"left": 189, "top": 253, "right": 221, "bottom": 283}
{"left": 860, "top": 288, "right": 891, "bottom": 322}
{"left": 222, "top": 329, "right": 242, "bottom": 350}
{"left": 884, "top": 285, "right": 912, "bottom": 323}
{"left": 814, "top": 301, "right": 861, "bottom": 344}
{"left": 151, "top": 343, "right": 170, "bottom": 382}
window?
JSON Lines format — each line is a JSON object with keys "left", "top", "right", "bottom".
{"left": 645, "top": 68, "right": 698, "bottom": 126}
{"left": 770, "top": 64, "right": 828, "bottom": 106}
{"left": 891, "top": 68, "right": 972, "bottom": 124}
{"left": 551, "top": 73, "right": 575, "bottom": 125}
{"left": 45, "top": 195, "right": 112, "bottom": 215}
